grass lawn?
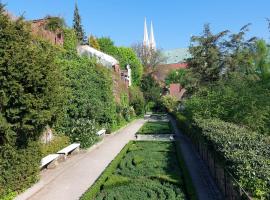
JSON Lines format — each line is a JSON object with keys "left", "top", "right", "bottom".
{"left": 137, "top": 121, "right": 173, "bottom": 135}
{"left": 81, "top": 141, "right": 188, "bottom": 200}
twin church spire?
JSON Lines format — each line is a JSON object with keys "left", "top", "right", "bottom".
{"left": 143, "top": 18, "right": 156, "bottom": 51}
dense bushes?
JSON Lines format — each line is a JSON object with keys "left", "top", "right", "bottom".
{"left": 56, "top": 30, "right": 117, "bottom": 147}
{"left": 129, "top": 86, "right": 145, "bottom": 116}
{"left": 184, "top": 74, "right": 270, "bottom": 135}
{"left": 0, "top": 7, "right": 66, "bottom": 198}
{"left": 0, "top": 142, "right": 42, "bottom": 198}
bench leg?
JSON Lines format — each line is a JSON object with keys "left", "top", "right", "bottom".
{"left": 71, "top": 147, "right": 80, "bottom": 155}
{"left": 58, "top": 154, "right": 67, "bottom": 162}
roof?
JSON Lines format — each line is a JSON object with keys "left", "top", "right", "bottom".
{"left": 77, "top": 45, "right": 119, "bottom": 68}
{"left": 162, "top": 48, "right": 191, "bottom": 64}
{"left": 152, "top": 63, "right": 188, "bottom": 84}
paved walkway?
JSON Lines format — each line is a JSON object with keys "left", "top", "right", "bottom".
{"left": 16, "top": 119, "right": 145, "bottom": 200}
{"left": 170, "top": 116, "right": 224, "bottom": 200}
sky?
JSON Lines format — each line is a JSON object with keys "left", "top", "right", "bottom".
{"left": 2, "top": 0, "right": 270, "bottom": 50}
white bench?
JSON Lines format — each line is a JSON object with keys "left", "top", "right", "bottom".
{"left": 57, "top": 143, "right": 80, "bottom": 158}
{"left": 96, "top": 129, "right": 106, "bottom": 136}
{"left": 40, "top": 154, "right": 60, "bottom": 169}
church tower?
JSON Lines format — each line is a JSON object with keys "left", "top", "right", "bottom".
{"left": 143, "top": 18, "right": 149, "bottom": 48}
{"left": 149, "top": 21, "right": 156, "bottom": 50}
{"left": 143, "top": 18, "right": 156, "bottom": 51}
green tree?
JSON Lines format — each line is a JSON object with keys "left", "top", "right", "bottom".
{"left": 141, "top": 74, "right": 161, "bottom": 103}
{"left": 114, "top": 47, "right": 143, "bottom": 86}
{"left": 73, "top": 3, "right": 85, "bottom": 43}
{"left": 165, "top": 69, "right": 187, "bottom": 86}
{"left": 187, "top": 24, "right": 228, "bottom": 86}
{"left": 88, "top": 35, "right": 100, "bottom": 50}
{"left": 254, "top": 39, "right": 270, "bottom": 81}
{"left": 97, "top": 37, "right": 116, "bottom": 55}
{"left": 222, "top": 24, "right": 257, "bottom": 75}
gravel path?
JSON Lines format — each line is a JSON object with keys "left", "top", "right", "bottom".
{"left": 170, "top": 116, "right": 224, "bottom": 200}
{"left": 16, "top": 119, "right": 145, "bottom": 200}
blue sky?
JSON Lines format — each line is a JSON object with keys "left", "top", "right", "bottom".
{"left": 2, "top": 0, "right": 270, "bottom": 50}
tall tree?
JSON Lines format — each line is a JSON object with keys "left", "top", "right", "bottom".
{"left": 187, "top": 24, "right": 228, "bottom": 85}
{"left": 132, "top": 42, "right": 166, "bottom": 70}
{"left": 73, "top": 3, "right": 85, "bottom": 43}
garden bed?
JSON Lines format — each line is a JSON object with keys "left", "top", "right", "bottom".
{"left": 137, "top": 121, "right": 173, "bottom": 135}
{"left": 81, "top": 141, "right": 189, "bottom": 200}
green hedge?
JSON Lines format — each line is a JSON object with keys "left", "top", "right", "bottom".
{"left": 174, "top": 113, "right": 270, "bottom": 199}
{"left": 0, "top": 142, "right": 42, "bottom": 199}
{"left": 80, "top": 142, "right": 133, "bottom": 200}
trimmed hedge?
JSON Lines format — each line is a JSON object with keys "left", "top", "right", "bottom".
{"left": 80, "top": 142, "right": 133, "bottom": 200}
{"left": 173, "top": 113, "right": 270, "bottom": 199}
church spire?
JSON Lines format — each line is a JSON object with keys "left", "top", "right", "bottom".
{"left": 149, "top": 21, "right": 156, "bottom": 50}
{"left": 143, "top": 18, "right": 149, "bottom": 48}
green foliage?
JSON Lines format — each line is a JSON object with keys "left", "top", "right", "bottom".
{"left": 188, "top": 24, "right": 227, "bottom": 85}
{"left": 97, "top": 37, "right": 116, "bottom": 55}
{"left": 88, "top": 35, "right": 100, "bottom": 50}
{"left": 187, "top": 24, "right": 257, "bottom": 90}
{"left": 81, "top": 141, "right": 187, "bottom": 200}
{"left": 137, "top": 121, "right": 172, "bottom": 135}
{"left": 114, "top": 47, "right": 143, "bottom": 86}
{"left": 254, "top": 39, "right": 270, "bottom": 81}
{"left": 45, "top": 16, "right": 65, "bottom": 32}
{"left": 194, "top": 118, "right": 269, "bottom": 199}
{"left": 0, "top": 11, "right": 66, "bottom": 146}
{"left": 141, "top": 74, "right": 161, "bottom": 103}
{"left": 129, "top": 86, "right": 145, "bottom": 115}
{"left": 40, "top": 135, "right": 70, "bottom": 156}
{"left": 73, "top": 3, "right": 85, "bottom": 43}
{"left": 161, "top": 95, "right": 179, "bottom": 112}
{"left": 62, "top": 28, "right": 78, "bottom": 55}
{"left": 69, "top": 119, "right": 99, "bottom": 148}
{"left": 0, "top": 142, "right": 42, "bottom": 198}
{"left": 97, "top": 37, "right": 143, "bottom": 86}
{"left": 57, "top": 55, "right": 116, "bottom": 147}
{"left": 165, "top": 69, "right": 187, "bottom": 86}
{"left": 184, "top": 74, "right": 270, "bottom": 135}
{"left": 0, "top": 9, "right": 67, "bottom": 197}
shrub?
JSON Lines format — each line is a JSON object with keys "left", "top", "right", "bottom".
{"left": 0, "top": 142, "right": 42, "bottom": 198}
{"left": 69, "top": 119, "right": 99, "bottom": 149}
{"left": 40, "top": 135, "right": 70, "bottom": 156}
{"left": 161, "top": 95, "right": 179, "bottom": 112}
{"left": 129, "top": 86, "right": 145, "bottom": 116}
{"left": 0, "top": 6, "right": 66, "bottom": 197}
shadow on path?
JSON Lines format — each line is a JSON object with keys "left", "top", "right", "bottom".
{"left": 170, "top": 116, "right": 224, "bottom": 200}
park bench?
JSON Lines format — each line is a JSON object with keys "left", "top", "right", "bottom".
{"left": 57, "top": 143, "right": 80, "bottom": 160}
{"left": 40, "top": 154, "right": 60, "bottom": 169}
{"left": 96, "top": 129, "right": 106, "bottom": 136}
